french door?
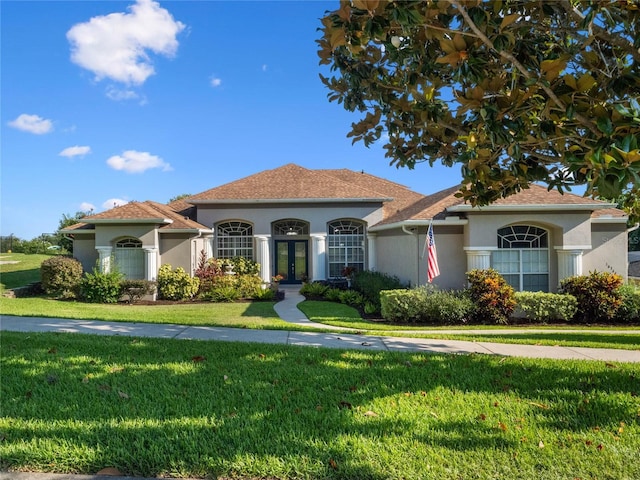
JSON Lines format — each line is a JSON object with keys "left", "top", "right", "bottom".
{"left": 275, "top": 240, "right": 308, "bottom": 284}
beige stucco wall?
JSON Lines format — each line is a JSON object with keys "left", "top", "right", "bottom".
{"left": 374, "top": 225, "right": 466, "bottom": 289}
{"left": 465, "top": 211, "right": 592, "bottom": 248}
{"left": 71, "top": 235, "right": 98, "bottom": 273}
{"left": 159, "top": 234, "right": 211, "bottom": 275}
{"left": 94, "top": 224, "right": 158, "bottom": 248}
{"left": 584, "top": 223, "right": 628, "bottom": 281}
{"left": 195, "top": 202, "right": 384, "bottom": 236}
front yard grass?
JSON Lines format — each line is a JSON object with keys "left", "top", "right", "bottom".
{"left": 1, "top": 331, "right": 638, "bottom": 480}
{"left": 0, "top": 297, "right": 310, "bottom": 331}
{"left": 0, "top": 253, "right": 51, "bottom": 292}
{"left": 2, "top": 297, "right": 639, "bottom": 350}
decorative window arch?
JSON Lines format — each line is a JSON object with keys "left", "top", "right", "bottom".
{"left": 492, "top": 225, "right": 549, "bottom": 292}
{"left": 114, "top": 237, "right": 144, "bottom": 279}
{"left": 272, "top": 219, "right": 309, "bottom": 237}
{"left": 327, "top": 219, "right": 365, "bottom": 277}
{"left": 216, "top": 221, "right": 253, "bottom": 259}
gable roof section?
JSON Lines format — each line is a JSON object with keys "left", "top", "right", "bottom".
{"left": 320, "top": 168, "right": 426, "bottom": 220}
{"left": 62, "top": 201, "right": 210, "bottom": 233}
{"left": 373, "top": 183, "right": 624, "bottom": 230}
{"left": 187, "top": 163, "right": 393, "bottom": 203}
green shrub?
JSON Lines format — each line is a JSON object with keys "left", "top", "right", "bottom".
{"left": 363, "top": 301, "right": 379, "bottom": 315}
{"left": 299, "top": 281, "right": 329, "bottom": 298}
{"left": 560, "top": 271, "right": 623, "bottom": 323}
{"left": 40, "top": 256, "right": 83, "bottom": 299}
{"left": 615, "top": 284, "right": 640, "bottom": 323}
{"left": 467, "top": 269, "right": 516, "bottom": 324}
{"left": 121, "top": 279, "right": 156, "bottom": 304}
{"left": 80, "top": 269, "right": 124, "bottom": 303}
{"left": 157, "top": 264, "right": 200, "bottom": 301}
{"left": 202, "top": 285, "right": 240, "bottom": 302}
{"left": 380, "top": 289, "right": 427, "bottom": 323}
{"left": 220, "top": 256, "right": 260, "bottom": 275}
{"left": 420, "top": 288, "right": 475, "bottom": 324}
{"left": 514, "top": 291, "right": 578, "bottom": 323}
{"left": 380, "top": 287, "right": 473, "bottom": 324}
{"left": 351, "top": 270, "right": 406, "bottom": 313}
{"left": 253, "top": 288, "right": 276, "bottom": 301}
{"left": 234, "top": 274, "right": 263, "bottom": 298}
{"left": 338, "top": 289, "right": 365, "bottom": 307}
{"left": 324, "top": 287, "right": 343, "bottom": 303}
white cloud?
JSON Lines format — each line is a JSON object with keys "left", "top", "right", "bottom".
{"left": 106, "top": 86, "right": 141, "bottom": 101}
{"left": 210, "top": 76, "right": 222, "bottom": 87}
{"left": 8, "top": 114, "right": 53, "bottom": 134}
{"left": 67, "top": 0, "right": 185, "bottom": 85}
{"left": 106, "top": 150, "right": 172, "bottom": 173}
{"left": 79, "top": 202, "right": 96, "bottom": 213}
{"left": 102, "top": 198, "right": 129, "bottom": 209}
{"left": 59, "top": 145, "right": 91, "bottom": 158}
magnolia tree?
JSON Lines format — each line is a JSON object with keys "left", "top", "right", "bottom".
{"left": 318, "top": 0, "right": 640, "bottom": 218}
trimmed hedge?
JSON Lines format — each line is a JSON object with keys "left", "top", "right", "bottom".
{"left": 40, "top": 256, "right": 83, "bottom": 299}
{"left": 514, "top": 291, "right": 577, "bottom": 323}
{"left": 380, "top": 287, "right": 473, "bottom": 324}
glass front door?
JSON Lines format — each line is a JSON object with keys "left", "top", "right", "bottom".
{"left": 275, "top": 240, "right": 308, "bottom": 284}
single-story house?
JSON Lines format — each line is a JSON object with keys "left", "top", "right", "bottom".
{"left": 63, "top": 163, "right": 629, "bottom": 292}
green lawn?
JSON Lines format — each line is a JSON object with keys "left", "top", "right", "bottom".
{"left": 1, "top": 331, "right": 638, "bottom": 480}
{"left": 2, "top": 297, "right": 639, "bottom": 350}
{"left": 0, "top": 297, "right": 316, "bottom": 331}
{"left": 0, "top": 253, "right": 51, "bottom": 291}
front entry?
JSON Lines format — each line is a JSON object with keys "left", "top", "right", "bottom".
{"left": 275, "top": 240, "right": 308, "bottom": 284}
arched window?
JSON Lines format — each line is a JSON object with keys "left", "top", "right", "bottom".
{"left": 272, "top": 219, "right": 309, "bottom": 236}
{"left": 114, "top": 237, "right": 144, "bottom": 279}
{"left": 492, "top": 225, "right": 549, "bottom": 292}
{"left": 216, "top": 221, "right": 253, "bottom": 259}
{"left": 327, "top": 220, "right": 365, "bottom": 277}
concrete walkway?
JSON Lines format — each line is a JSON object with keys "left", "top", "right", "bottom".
{"left": 1, "top": 285, "right": 639, "bottom": 363}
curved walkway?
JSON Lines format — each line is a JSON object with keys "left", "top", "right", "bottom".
{"left": 1, "top": 285, "right": 638, "bottom": 363}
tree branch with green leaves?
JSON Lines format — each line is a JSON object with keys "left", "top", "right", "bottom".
{"left": 317, "top": 0, "right": 640, "bottom": 218}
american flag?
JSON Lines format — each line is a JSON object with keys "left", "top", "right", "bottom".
{"left": 426, "top": 222, "right": 440, "bottom": 283}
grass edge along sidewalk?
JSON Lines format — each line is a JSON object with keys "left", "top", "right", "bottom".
{"left": 1, "top": 331, "right": 639, "bottom": 480}
{"left": 1, "top": 315, "right": 639, "bottom": 363}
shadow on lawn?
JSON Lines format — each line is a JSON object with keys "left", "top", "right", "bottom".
{"left": 0, "top": 267, "right": 40, "bottom": 290}
{"left": 1, "top": 332, "right": 639, "bottom": 479}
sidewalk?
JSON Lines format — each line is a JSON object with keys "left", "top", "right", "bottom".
{"left": 0, "top": 285, "right": 638, "bottom": 363}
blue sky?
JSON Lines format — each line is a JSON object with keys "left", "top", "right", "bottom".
{"left": 2, "top": 0, "right": 463, "bottom": 240}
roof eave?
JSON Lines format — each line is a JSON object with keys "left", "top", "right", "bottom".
{"left": 447, "top": 203, "right": 617, "bottom": 213}
{"left": 189, "top": 197, "right": 393, "bottom": 205}
{"left": 160, "top": 228, "right": 213, "bottom": 234}
{"left": 84, "top": 218, "right": 174, "bottom": 225}
{"left": 369, "top": 218, "right": 468, "bottom": 232}
{"left": 592, "top": 216, "right": 628, "bottom": 224}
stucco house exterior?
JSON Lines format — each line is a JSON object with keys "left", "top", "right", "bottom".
{"left": 63, "top": 163, "right": 629, "bottom": 292}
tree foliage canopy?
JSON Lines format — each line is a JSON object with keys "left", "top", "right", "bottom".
{"left": 318, "top": 0, "right": 640, "bottom": 217}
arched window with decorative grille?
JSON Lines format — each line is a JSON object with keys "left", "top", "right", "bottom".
{"left": 216, "top": 221, "right": 253, "bottom": 259}
{"left": 114, "top": 237, "right": 144, "bottom": 279}
{"left": 327, "top": 219, "right": 365, "bottom": 277}
{"left": 492, "top": 225, "right": 549, "bottom": 292}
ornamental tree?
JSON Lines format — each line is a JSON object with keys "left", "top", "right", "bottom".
{"left": 317, "top": 0, "right": 640, "bottom": 216}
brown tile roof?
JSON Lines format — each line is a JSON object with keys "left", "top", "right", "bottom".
{"left": 166, "top": 197, "right": 197, "bottom": 219}
{"left": 377, "top": 186, "right": 463, "bottom": 225}
{"left": 188, "top": 164, "right": 393, "bottom": 201}
{"left": 320, "top": 168, "right": 426, "bottom": 220}
{"left": 63, "top": 201, "right": 209, "bottom": 232}
{"left": 378, "top": 183, "right": 625, "bottom": 224}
